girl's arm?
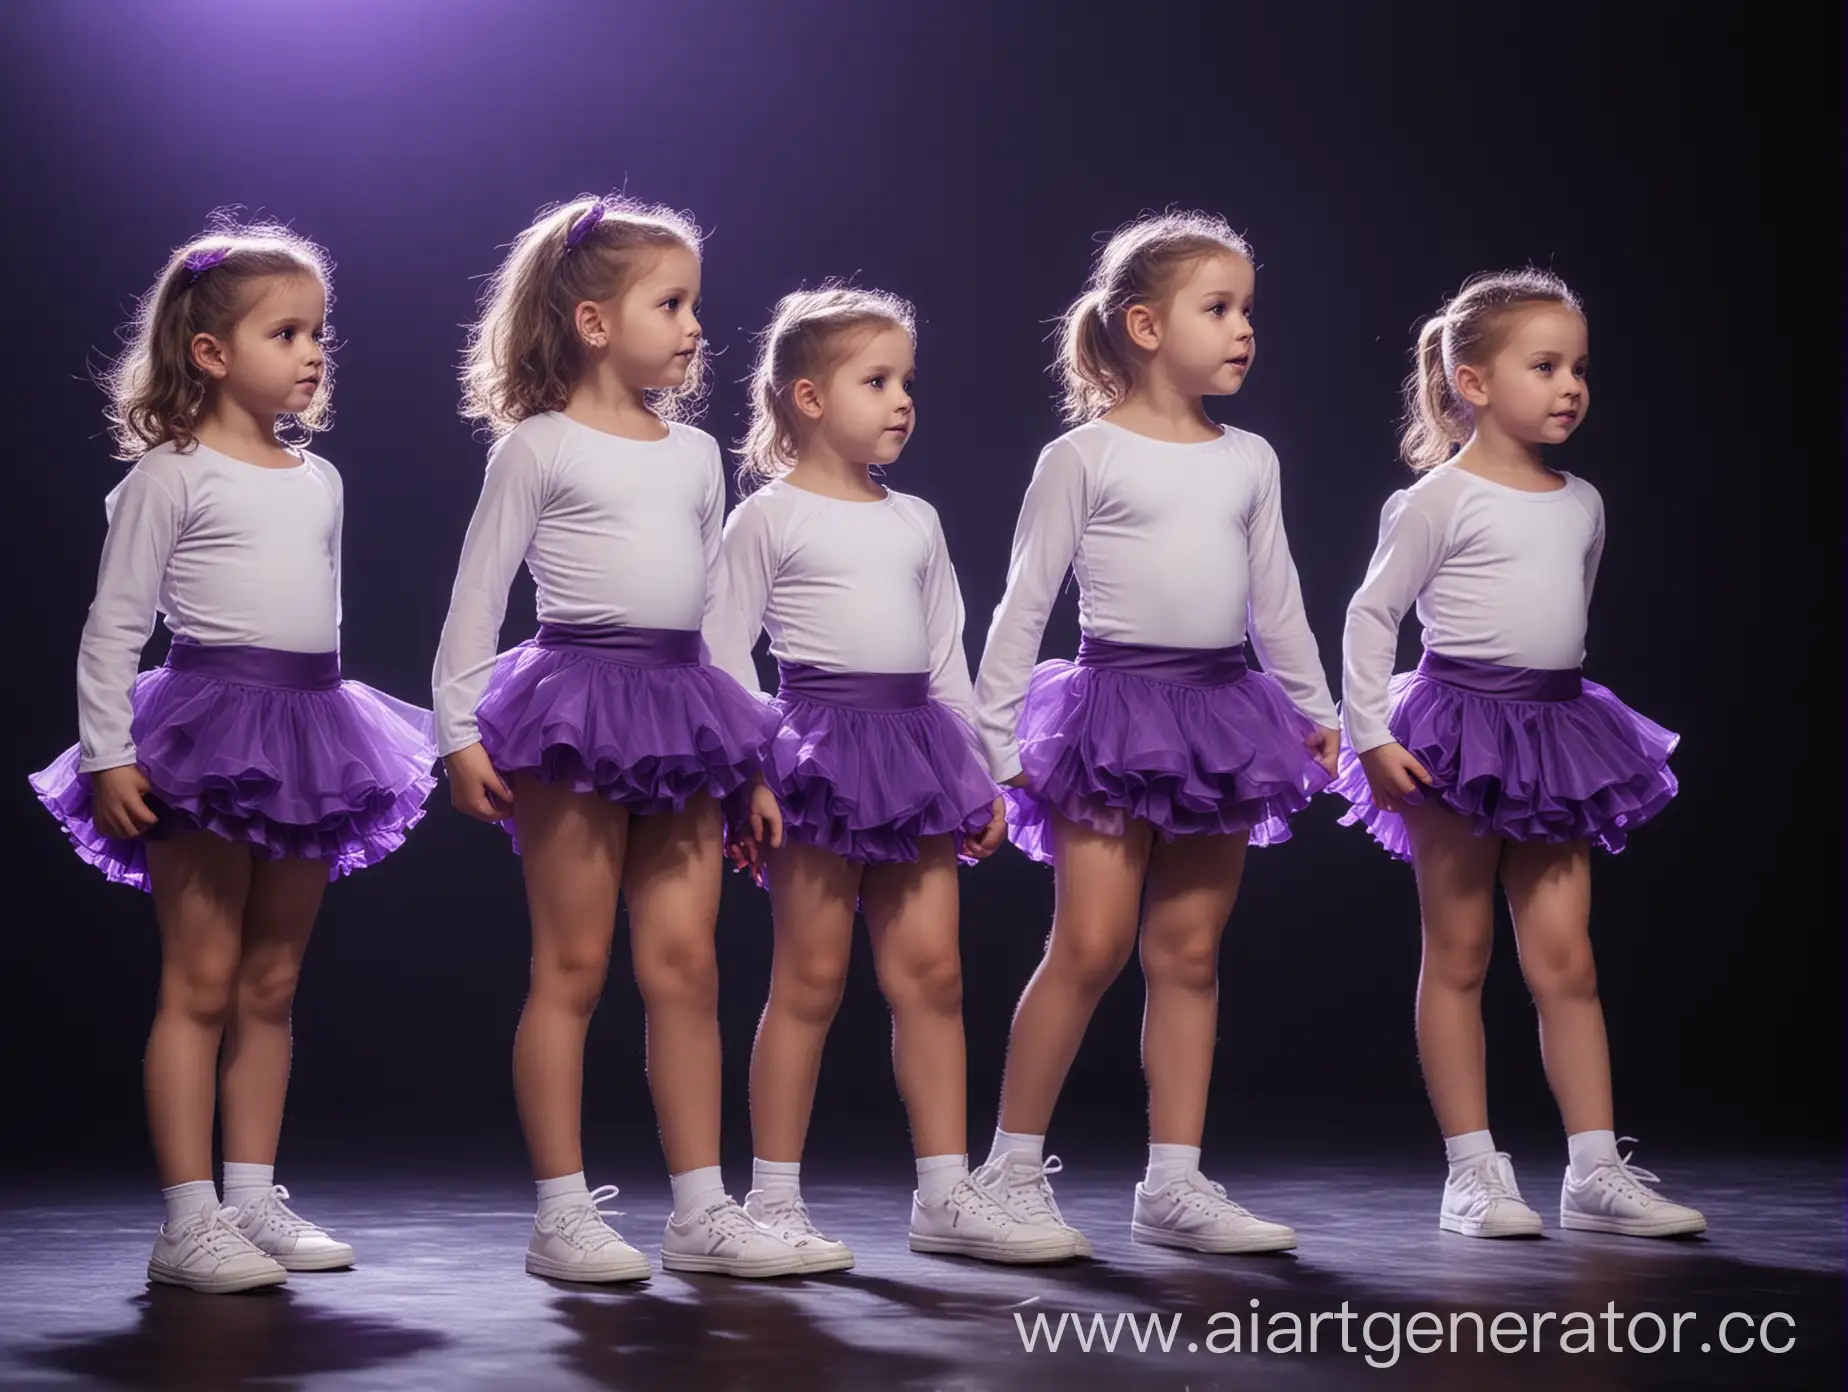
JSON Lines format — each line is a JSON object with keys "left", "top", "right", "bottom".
{"left": 1341, "top": 488, "right": 1448, "bottom": 754}
{"left": 972, "top": 439, "right": 1088, "bottom": 781}
{"left": 1582, "top": 488, "right": 1606, "bottom": 610}
{"left": 1244, "top": 441, "right": 1339, "bottom": 729}
{"left": 430, "top": 433, "right": 546, "bottom": 756}
{"left": 703, "top": 494, "right": 775, "bottom": 697}
{"left": 328, "top": 463, "right": 344, "bottom": 634}
{"left": 75, "top": 466, "right": 182, "bottom": 773}
{"left": 920, "top": 503, "right": 977, "bottom": 728}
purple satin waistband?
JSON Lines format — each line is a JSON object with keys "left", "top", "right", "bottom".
{"left": 1418, "top": 651, "right": 1584, "bottom": 702}
{"left": 1075, "top": 635, "right": 1249, "bottom": 687}
{"left": 535, "top": 624, "right": 701, "bottom": 666}
{"left": 776, "top": 663, "right": 929, "bottom": 711}
{"left": 165, "top": 640, "right": 340, "bottom": 691}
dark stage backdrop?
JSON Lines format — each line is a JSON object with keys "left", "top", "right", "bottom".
{"left": 0, "top": 1, "right": 1838, "bottom": 1176}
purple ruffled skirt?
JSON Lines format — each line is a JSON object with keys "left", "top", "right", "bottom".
{"left": 475, "top": 625, "right": 773, "bottom": 839}
{"left": 30, "top": 641, "right": 437, "bottom": 892}
{"left": 756, "top": 664, "right": 999, "bottom": 865}
{"left": 1329, "top": 651, "right": 1679, "bottom": 860}
{"left": 1004, "top": 636, "right": 1330, "bottom": 864}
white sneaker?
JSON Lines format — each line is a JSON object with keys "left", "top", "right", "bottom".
{"left": 743, "top": 1189, "right": 855, "bottom": 1273}
{"left": 230, "top": 1185, "right": 356, "bottom": 1271}
{"left": 1131, "top": 1171, "right": 1297, "bottom": 1253}
{"left": 661, "top": 1196, "right": 804, "bottom": 1278}
{"left": 1440, "top": 1153, "right": 1546, "bottom": 1238}
{"left": 525, "top": 1184, "right": 652, "bottom": 1283}
{"left": 1560, "top": 1141, "right": 1707, "bottom": 1238}
{"left": 909, "top": 1170, "right": 1081, "bottom": 1263}
{"left": 148, "top": 1201, "right": 289, "bottom": 1293}
{"left": 983, "top": 1154, "right": 1094, "bottom": 1257}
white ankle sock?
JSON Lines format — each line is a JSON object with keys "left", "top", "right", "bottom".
{"left": 222, "top": 1161, "right": 274, "bottom": 1210}
{"left": 986, "top": 1127, "right": 1044, "bottom": 1168}
{"left": 162, "top": 1179, "right": 218, "bottom": 1229}
{"left": 1144, "top": 1143, "right": 1201, "bottom": 1192}
{"left": 1567, "top": 1129, "right": 1621, "bottom": 1182}
{"left": 669, "top": 1165, "right": 727, "bottom": 1221}
{"left": 752, "top": 1158, "right": 801, "bottom": 1202}
{"left": 915, "top": 1153, "right": 968, "bottom": 1206}
{"left": 535, "top": 1171, "right": 590, "bottom": 1218}
{"left": 1444, "top": 1130, "right": 1496, "bottom": 1176}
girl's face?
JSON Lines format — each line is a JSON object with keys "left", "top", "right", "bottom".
{"left": 197, "top": 273, "right": 326, "bottom": 421}
{"left": 1137, "top": 249, "right": 1256, "bottom": 398}
{"left": 593, "top": 242, "right": 703, "bottom": 391}
{"left": 803, "top": 323, "right": 916, "bottom": 467}
{"left": 1460, "top": 304, "right": 1589, "bottom": 447}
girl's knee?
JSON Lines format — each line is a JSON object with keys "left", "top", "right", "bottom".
{"left": 533, "top": 940, "right": 614, "bottom": 1016}
{"left": 635, "top": 931, "right": 718, "bottom": 1010}
{"left": 1523, "top": 943, "right": 1599, "bottom": 1003}
{"left": 1422, "top": 918, "right": 1494, "bottom": 991}
{"left": 1048, "top": 918, "right": 1136, "bottom": 994}
{"left": 881, "top": 948, "right": 963, "bottom": 1015}
{"left": 235, "top": 958, "right": 302, "bottom": 1025}
{"left": 1141, "top": 933, "right": 1218, "bottom": 992}
{"left": 771, "top": 952, "right": 849, "bottom": 1027}
{"left": 161, "top": 953, "right": 238, "bottom": 1028}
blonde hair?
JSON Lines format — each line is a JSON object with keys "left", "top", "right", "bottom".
{"left": 101, "top": 214, "right": 333, "bottom": 459}
{"left": 736, "top": 283, "right": 916, "bottom": 489}
{"left": 1401, "top": 269, "right": 1583, "bottom": 472}
{"left": 1057, "top": 209, "right": 1252, "bottom": 423}
{"left": 459, "top": 195, "right": 706, "bottom": 437}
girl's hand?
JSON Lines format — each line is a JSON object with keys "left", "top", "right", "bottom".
{"left": 1304, "top": 724, "right": 1341, "bottom": 777}
{"left": 445, "top": 742, "right": 514, "bottom": 822}
{"left": 728, "top": 781, "right": 784, "bottom": 874}
{"left": 92, "top": 764, "right": 158, "bottom": 840}
{"left": 1002, "top": 772, "right": 1029, "bottom": 789}
{"left": 965, "top": 796, "right": 1009, "bottom": 860}
{"left": 1357, "top": 742, "right": 1433, "bottom": 813}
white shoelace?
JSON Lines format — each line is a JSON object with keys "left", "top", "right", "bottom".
{"left": 1463, "top": 1153, "right": 1524, "bottom": 1209}
{"left": 997, "top": 1155, "right": 1071, "bottom": 1226}
{"left": 1172, "top": 1173, "right": 1254, "bottom": 1219}
{"left": 696, "top": 1198, "right": 765, "bottom": 1246}
{"left": 954, "top": 1173, "right": 1022, "bottom": 1228}
{"left": 242, "top": 1185, "right": 325, "bottom": 1238}
{"left": 754, "top": 1194, "right": 828, "bottom": 1241}
{"left": 1595, "top": 1139, "right": 1669, "bottom": 1206}
{"left": 554, "top": 1185, "right": 629, "bottom": 1250}
{"left": 183, "top": 1202, "right": 263, "bottom": 1260}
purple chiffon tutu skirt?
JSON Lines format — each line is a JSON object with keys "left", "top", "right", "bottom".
{"left": 754, "top": 664, "right": 1000, "bottom": 866}
{"left": 1329, "top": 651, "right": 1679, "bottom": 860}
{"left": 475, "top": 625, "right": 774, "bottom": 845}
{"left": 1004, "top": 636, "right": 1331, "bottom": 865}
{"left": 30, "top": 640, "right": 437, "bottom": 892}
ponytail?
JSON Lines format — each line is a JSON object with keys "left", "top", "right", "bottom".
{"left": 1057, "top": 290, "right": 1127, "bottom": 424}
{"left": 1397, "top": 268, "right": 1583, "bottom": 473}
{"left": 1054, "top": 209, "right": 1251, "bottom": 424}
{"left": 1398, "top": 314, "right": 1467, "bottom": 472}
{"left": 735, "top": 283, "right": 916, "bottom": 492}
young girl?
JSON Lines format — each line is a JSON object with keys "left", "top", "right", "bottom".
{"left": 1331, "top": 270, "right": 1702, "bottom": 1239}
{"left": 432, "top": 196, "right": 800, "bottom": 1282}
{"left": 972, "top": 211, "right": 1339, "bottom": 1255}
{"left": 708, "top": 287, "right": 1077, "bottom": 1269}
{"left": 30, "top": 220, "right": 437, "bottom": 1293}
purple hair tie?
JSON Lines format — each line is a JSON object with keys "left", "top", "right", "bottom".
{"left": 564, "top": 203, "right": 606, "bottom": 252}
{"left": 183, "top": 246, "right": 229, "bottom": 286}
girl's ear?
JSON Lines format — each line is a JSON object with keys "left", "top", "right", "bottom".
{"left": 1122, "top": 302, "right": 1160, "bottom": 353}
{"left": 1454, "top": 360, "right": 1491, "bottom": 409}
{"left": 575, "top": 299, "right": 611, "bottom": 350}
{"left": 792, "top": 377, "right": 823, "bottom": 423}
{"left": 189, "top": 332, "right": 230, "bottom": 379}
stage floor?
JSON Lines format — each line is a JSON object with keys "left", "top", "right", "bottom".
{"left": 0, "top": 1154, "right": 1838, "bottom": 1390}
